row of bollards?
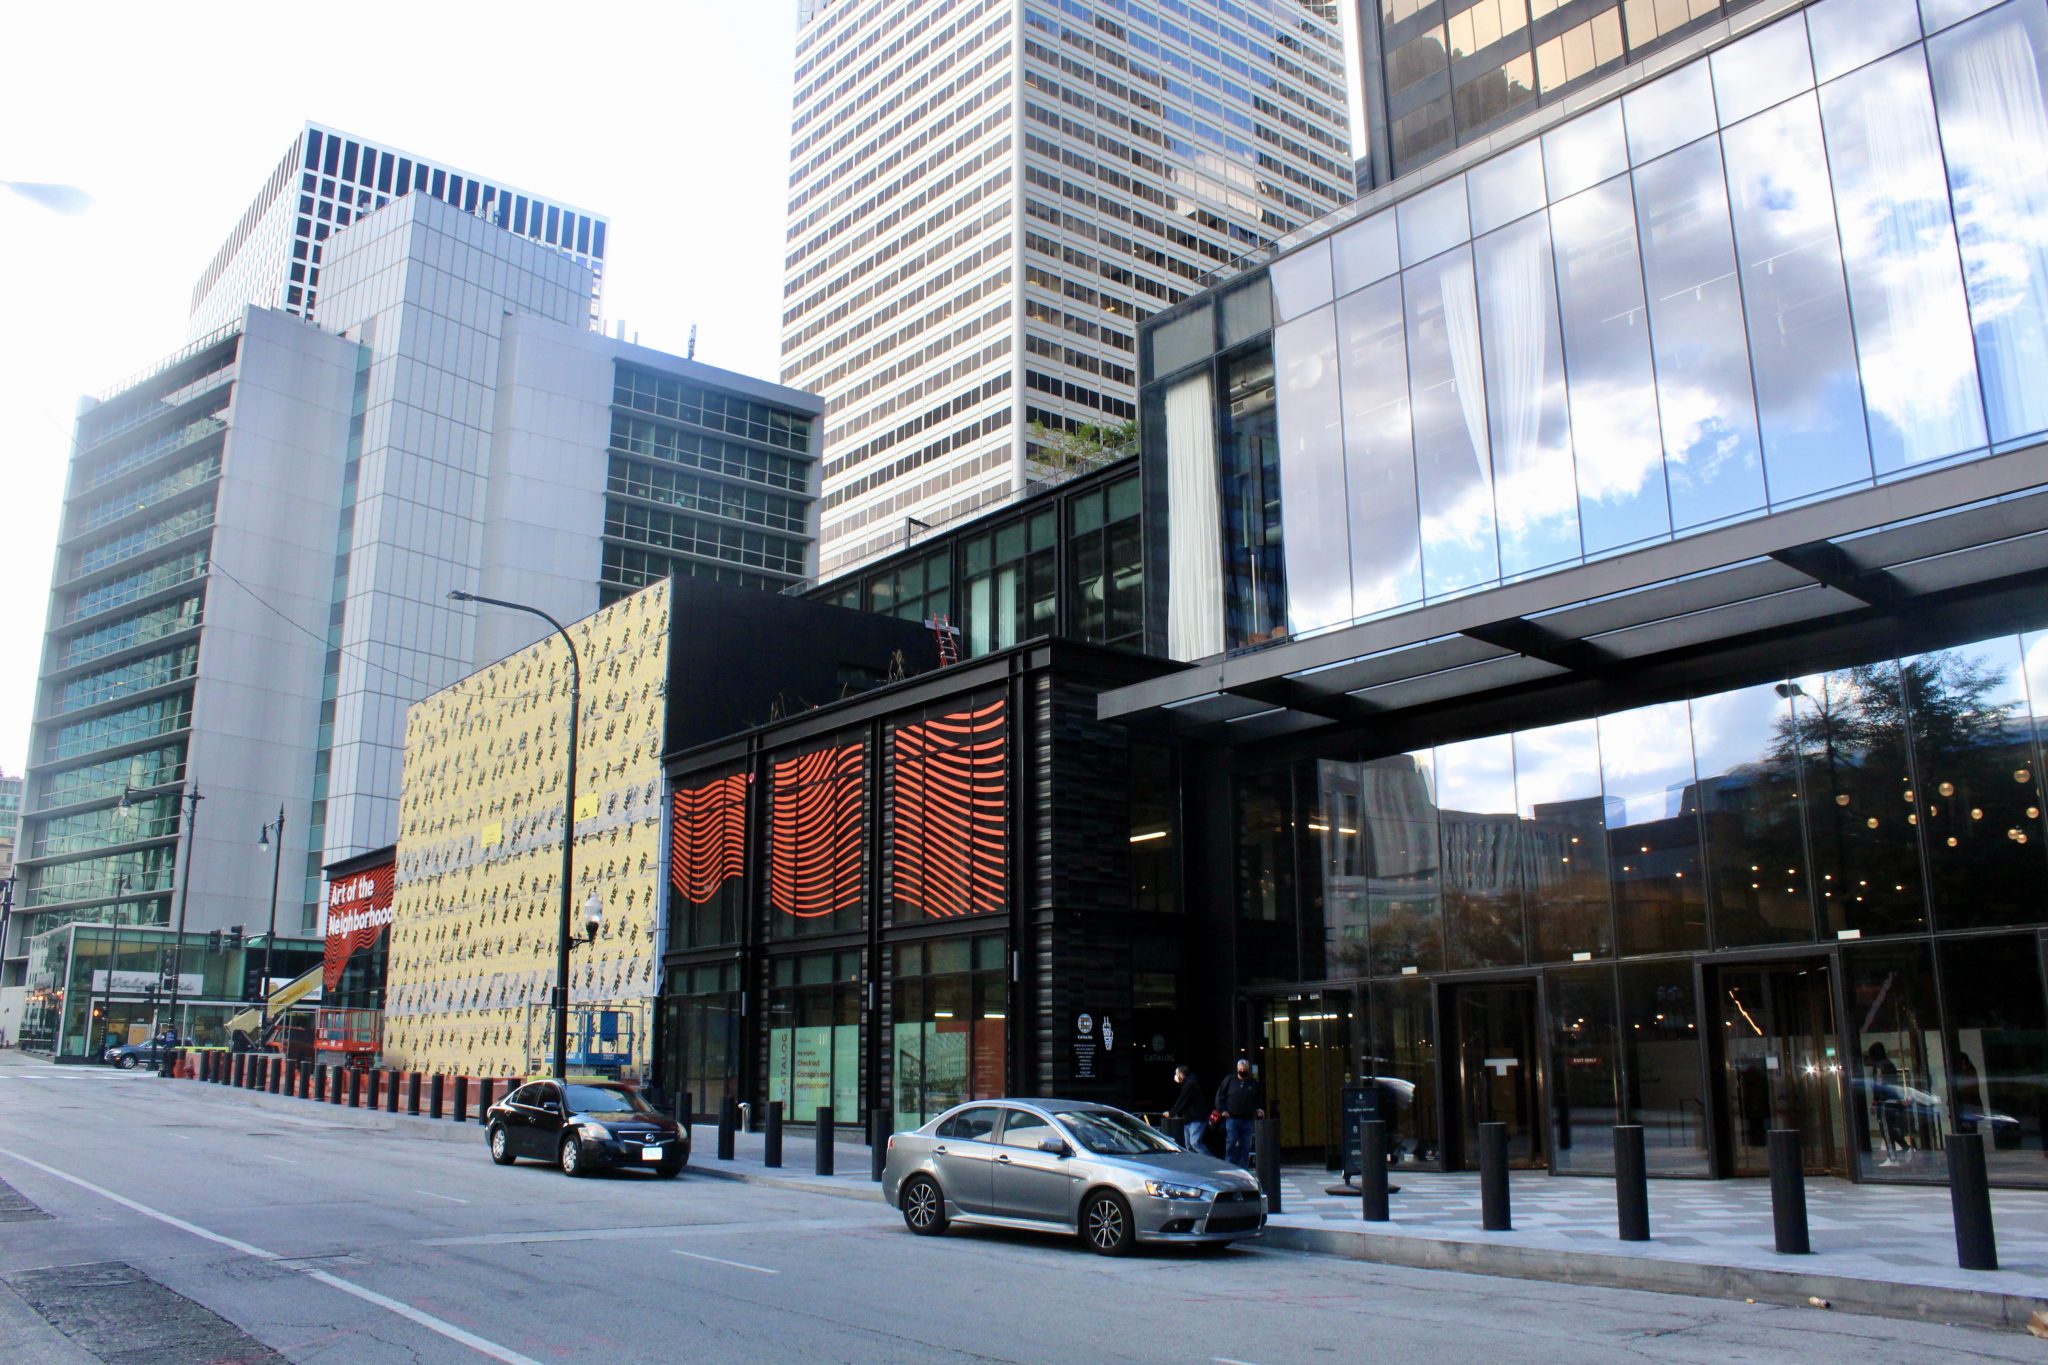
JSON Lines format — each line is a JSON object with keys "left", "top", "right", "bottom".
{"left": 704, "top": 1096, "right": 848, "bottom": 1177}
{"left": 1350, "top": 1121, "right": 1998, "bottom": 1271}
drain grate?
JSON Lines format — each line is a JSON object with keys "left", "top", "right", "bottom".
{"left": 0, "top": 1175, "right": 50, "bottom": 1223}
{"left": 4, "top": 1260, "right": 287, "bottom": 1363}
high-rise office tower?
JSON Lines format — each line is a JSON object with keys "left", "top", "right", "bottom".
{"left": 6, "top": 192, "right": 819, "bottom": 1032}
{"left": 1352, "top": 0, "right": 1770, "bottom": 187}
{"left": 784, "top": 0, "right": 1354, "bottom": 577}
{"left": 187, "top": 122, "right": 608, "bottom": 338}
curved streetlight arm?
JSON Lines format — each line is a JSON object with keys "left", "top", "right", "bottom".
{"left": 448, "top": 589, "right": 583, "bottom": 1079}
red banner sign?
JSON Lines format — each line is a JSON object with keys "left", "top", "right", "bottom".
{"left": 324, "top": 860, "right": 394, "bottom": 990}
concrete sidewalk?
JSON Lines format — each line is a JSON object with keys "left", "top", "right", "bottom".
{"left": 49, "top": 1053, "right": 2048, "bottom": 1332}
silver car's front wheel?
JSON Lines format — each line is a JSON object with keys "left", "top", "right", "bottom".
{"left": 902, "top": 1176, "right": 948, "bottom": 1236}
{"left": 1083, "top": 1191, "right": 1134, "bottom": 1256}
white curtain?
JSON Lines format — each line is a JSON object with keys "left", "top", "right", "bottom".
{"left": 1933, "top": 8, "right": 2048, "bottom": 443}
{"left": 1440, "top": 263, "right": 1491, "bottom": 471}
{"left": 1478, "top": 225, "right": 1548, "bottom": 494}
{"left": 1165, "top": 372, "right": 1224, "bottom": 661}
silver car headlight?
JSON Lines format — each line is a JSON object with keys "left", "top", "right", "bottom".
{"left": 1144, "top": 1179, "right": 1209, "bottom": 1201}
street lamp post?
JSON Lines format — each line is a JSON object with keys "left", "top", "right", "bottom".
{"left": 257, "top": 806, "right": 285, "bottom": 1034}
{"left": 124, "top": 783, "right": 202, "bottom": 1076}
{"left": 448, "top": 590, "right": 583, "bottom": 1081}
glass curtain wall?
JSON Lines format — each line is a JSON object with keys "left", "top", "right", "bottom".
{"left": 891, "top": 934, "right": 1007, "bottom": 1134}
{"left": 1246, "top": 0, "right": 2048, "bottom": 645}
{"left": 662, "top": 962, "right": 741, "bottom": 1118}
{"left": 1236, "top": 623, "right": 2048, "bottom": 1180}
{"left": 765, "top": 950, "right": 861, "bottom": 1123}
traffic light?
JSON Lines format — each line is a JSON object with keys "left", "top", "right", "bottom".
{"left": 225, "top": 925, "right": 245, "bottom": 951}
{"left": 206, "top": 929, "right": 224, "bottom": 953}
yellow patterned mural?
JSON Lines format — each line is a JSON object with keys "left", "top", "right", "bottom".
{"left": 383, "top": 580, "right": 669, "bottom": 1076}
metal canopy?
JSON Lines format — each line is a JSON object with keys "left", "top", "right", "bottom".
{"left": 1100, "top": 445, "right": 2048, "bottom": 745}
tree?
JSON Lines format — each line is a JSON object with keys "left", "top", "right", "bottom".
{"left": 1026, "top": 418, "right": 1137, "bottom": 472}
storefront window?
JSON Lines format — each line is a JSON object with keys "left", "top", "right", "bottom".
{"left": 1940, "top": 934, "right": 2048, "bottom": 1186}
{"left": 766, "top": 950, "right": 861, "bottom": 1124}
{"left": 1515, "top": 719, "right": 1612, "bottom": 962}
{"left": 891, "top": 935, "right": 1006, "bottom": 1133}
{"left": 1548, "top": 965, "right": 1618, "bottom": 1173}
{"left": 671, "top": 770, "right": 747, "bottom": 949}
{"left": 1127, "top": 742, "right": 1179, "bottom": 914}
{"left": 1691, "top": 683, "right": 1814, "bottom": 947}
{"left": 1600, "top": 701, "right": 1707, "bottom": 956}
{"left": 662, "top": 962, "right": 739, "bottom": 1118}
{"left": 1904, "top": 638, "right": 2046, "bottom": 931}
{"left": 1620, "top": 960, "right": 1708, "bottom": 1175}
{"left": 767, "top": 737, "right": 866, "bottom": 939}
{"left": 1846, "top": 940, "right": 1949, "bottom": 1181}
{"left": 1437, "top": 735, "right": 1525, "bottom": 969}
{"left": 1236, "top": 767, "right": 1300, "bottom": 985}
{"left": 887, "top": 698, "right": 1008, "bottom": 924}
{"left": 1788, "top": 664, "right": 1927, "bottom": 937}
{"left": 1368, "top": 976, "right": 1439, "bottom": 1168}
{"left": 1362, "top": 752, "right": 1443, "bottom": 977}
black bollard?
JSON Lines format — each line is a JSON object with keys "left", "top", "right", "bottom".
{"left": 1615, "top": 1124, "right": 1649, "bottom": 1242}
{"left": 680, "top": 1090, "right": 694, "bottom": 1130}
{"left": 453, "top": 1075, "right": 468, "bottom": 1123}
{"left": 407, "top": 1071, "right": 422, "bottom": 1116}
{"left": 816, "top": 1106, "right": 836, "bottom": 1176}
{"left": 314, "top": 1064, "right": 327, "bottom": 1102}
{"left": 385, "top": 1070, "right": 400, "bottom": 1113}
{"left": 429, "top": 1074, "right": 444, "bottom": 1119}
{"left": 1255, "top": 1116, "right": 1283, "bottom": 1216}
{"left": 1479, "top": 1122, "right": 1512, "bottom": 1231}
{"left": 765, "top": 1101, "right": 785, "bottom": 1168}
{"left": 270, "top": 1059, "right": 283, "bottom": 1094}
{"left": 1949, "top": 1130, "right": 1998, "bottom": 1271}
{"left": 478, "top": 1077, "right": 496, "bottom": 1119}
{"left": 870, "top": 1110, "right": 887, "bottom": 1183}
{"left": 1361, "top": 1119, "right": 1390, "bottom": 1222}
{"left": 348, "top": 1067, "right": 363, "bottom": 1107}
{"left": 718, "top": 1097, "right": 737, "bottom": 1160}
{"left": 1768, "top": 1129, "right": 1810, "bottom": 1254}
{"left": 231, "top": 1053, "right": 243, "bottom": 1088}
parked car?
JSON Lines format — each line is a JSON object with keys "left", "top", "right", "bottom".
{"left": 485, "top": 1079, "right": 687, "bottom": 1178}
{"left": 883, "top": 1098, "right": 1266, "bottom": 1256}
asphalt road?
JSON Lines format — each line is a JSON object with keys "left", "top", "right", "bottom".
{"left": 0, "top": 1055, "right": 2039, "bottom": 1365}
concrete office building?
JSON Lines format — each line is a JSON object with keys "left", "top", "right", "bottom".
{"left": 1351, "top": 0, "right": 1777, "bottom": 187}
{"left": 783, "top": 0, "right": 1355, "bottom": 576}
{"left": 5, "top": 310, "right": 361, "bottom": 1032}
{"left": 189, "top": 122, "right": 607, "bottom": 338}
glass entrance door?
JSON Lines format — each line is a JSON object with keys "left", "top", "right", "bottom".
{"left": 1717, "top": 961, "right": 1846, "bottom": 1176}
{"left": 1449, "top": 981, "right": 1543, "bottom": 1170}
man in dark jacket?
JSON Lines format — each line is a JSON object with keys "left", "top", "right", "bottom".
{"left": 1214, "top": 1058, "right": 1265, "bottom": 1168}
{"left": 1166, "top": 1066, "right": 1206, "bottom": 1151}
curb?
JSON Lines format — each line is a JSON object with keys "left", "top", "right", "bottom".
{"left": 1255, "top": 1221, "right": 2048, "bottom": 1332}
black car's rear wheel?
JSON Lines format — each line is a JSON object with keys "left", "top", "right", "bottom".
{"left": 559, "top": 1136, "right": 586, "bottom": 1177}
{"left": 488, "top": 1125, "right": 516, "bottom": 1165}
{"left": 1083, "top": 1191, "right": 1135, "bottom": 1256}
{"left": 901, "top": 1176, "right": 947, "bottom": 1236}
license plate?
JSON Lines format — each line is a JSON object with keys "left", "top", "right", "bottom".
{"left": 641, "top": 1146, "right": 663, "bottom": 1162}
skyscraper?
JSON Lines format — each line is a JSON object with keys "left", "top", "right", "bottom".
{"left": 784, "top": 0, "right": 1354, "bottom": 577}
{"left": 187, "top": 122, "right": 608, "bottom": 338}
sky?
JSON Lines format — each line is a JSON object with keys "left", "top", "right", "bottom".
{"left": 0, "top": 0, "right": 812, "bottom": 778}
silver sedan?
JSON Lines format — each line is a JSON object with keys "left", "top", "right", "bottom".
{"left": 882, "top": 1098, "right": 1266, "bottom": 1255}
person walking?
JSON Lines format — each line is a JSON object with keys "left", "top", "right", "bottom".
{"left": 1214, "top": 1058, "right": 1265, "bottom": 1169}
{"left": 1166, "top": 1066, "right": 1207, "bottom": 1151}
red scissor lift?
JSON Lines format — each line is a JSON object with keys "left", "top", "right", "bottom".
{"left": 314, "top": 1007, "right": 383, "bottom": 1071}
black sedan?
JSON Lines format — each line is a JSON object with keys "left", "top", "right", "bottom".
{"left": 103, "top": 1041, "right": 171, "bottom": 1069}
{"left": 485, "top": 1080, "right": 687, "bottom": 1177}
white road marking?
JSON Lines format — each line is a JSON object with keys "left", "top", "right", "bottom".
{"left": 259, "top": 1154, "right": 299, "bottom": 1164}
{"left": 169, "top": 1134, "right": 194, "bottom": 1141}
{"left": 670, "top": 1249, "right": 779, "bottom": 1275}
{"left": 1214, "top": 1358, "right": 1265, "bottom": 1365}
{"left": 416, "top": 1189, "right": 470, "bottom": 1204}
{"left": 0, "top": 1146, "right": 545, "bottom": 1365}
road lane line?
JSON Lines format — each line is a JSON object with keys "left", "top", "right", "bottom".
{"left": 671, "top": 1249, "right": 779, "bottom": 1275}
{"left": 260, "top": 1154, "right": 299, "bottom": 1164}
{"left": 0, "top": 1146, "right": 545, "bottom": 1365}
{"left": 416, "top": 1189, "right": 470, "bottom": 1204}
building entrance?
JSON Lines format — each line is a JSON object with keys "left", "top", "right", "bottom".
{"left": 1445, "top": 980, "right": 1543, "bottom": 1171}
{"left": 1712, "top": 960, "right": 1847, "bottom": 1177}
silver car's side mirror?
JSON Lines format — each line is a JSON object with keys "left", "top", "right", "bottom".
{"left": 1039, "top": 1138, "right": 1070, "bottom": 1157}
